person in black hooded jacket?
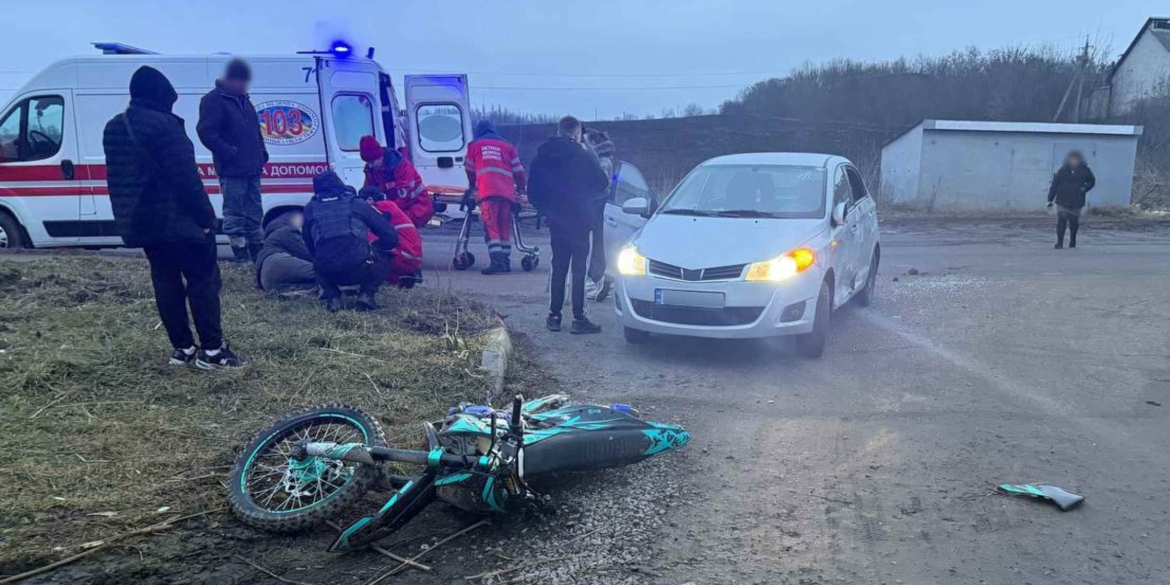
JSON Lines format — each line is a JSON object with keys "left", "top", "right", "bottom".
{"left": 527, "top": 116, "right": 610, "bottom": 334}
{"left": 1046, "top": 150, "right": 1096, "bottom": 249}
{"left": 303, "top": 171, "right": 399, "bottom": 312}
{"left": 103, "top": 65, "right": 243, "bottom": 369}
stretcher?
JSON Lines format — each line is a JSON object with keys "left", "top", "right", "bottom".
{"left": 431, "top": 191, "right": 542, "bottom": 272}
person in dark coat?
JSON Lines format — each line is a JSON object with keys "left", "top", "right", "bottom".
{"left": 527, "top": 116, "right": 610, "bottom": 334}
{"left": 197, "top": 58, "right": 268, "bottom": 263}
{"left": 303, "top": 172, "right": 400, "bottom": 312}
{"left": 255, "top": 211, "right": 316, "bottom": 292}
{"left": 103, "top": 65, "right": 243, "bottom": 369}
{"left": 1047, "top": 150, "right": 1096, "bottom": 249}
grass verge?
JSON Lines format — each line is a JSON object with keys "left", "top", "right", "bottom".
{"left": 0, "top": 256, "right": 505, "bottom": 574}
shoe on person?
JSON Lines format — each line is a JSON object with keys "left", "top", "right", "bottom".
{"left": 481, "top": 253, "right": 504, "bottom": 275}
{"left": 230, "top": 246, "right": 250, "bottom": 263}
{"left": 169, "top": 346, "right": 197, "bottom": 366}
{"left": 1054, "top": 243, "right": 1063, "bottom": 249}
{"left": 356, "top": 293, "right": 380, "bottom": 311}
{"left": 584, "top": 279, "right": 600, "bottom": 300}
{"left": 595, "top": 278, "right": 612, "bottom": 302}
{"left": 195, "top": 342, "right": 245, "bottom": 370}
{"left": 324, "top": 297, "right": 341, "bottom": 313}
{"left": 570, "top": 317, "right": 602, "bottom": 335}
{"left": 546, "top": 314, "right": 562, "bottom": 332}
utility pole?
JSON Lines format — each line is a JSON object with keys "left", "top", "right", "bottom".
{"left": 1055, "top": 37, "right": 1091, "bottom": 122}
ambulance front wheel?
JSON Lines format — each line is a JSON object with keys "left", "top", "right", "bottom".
{"left": 521, "top": 255, "right": 539, "bottom": 272}
{"left": 453, "top": 252, "right": 475, "bottom": 271}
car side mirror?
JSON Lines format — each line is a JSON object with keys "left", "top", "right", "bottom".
{"left": 831, "top": 202, "right": 847, "bottom": 227}
{"left": 622, "top": 197, "right": 650, "bottom": 216}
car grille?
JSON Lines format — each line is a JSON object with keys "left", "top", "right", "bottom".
{"left": 630, "top": 300, "right": 764, "bottom": 326}
{"left": 647, "top": 260, "right": 745, "bottom": 281}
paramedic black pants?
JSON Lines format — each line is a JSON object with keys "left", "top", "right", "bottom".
{"left": 548, "top": 219, "right": 590, "bottom": 320}
{"left": 315, "top": 251, "right": 391, "bottom": 300}
{"left": 143, "top": 240, "right": 224, "bottom": 351}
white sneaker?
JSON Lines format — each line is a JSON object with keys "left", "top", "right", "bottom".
{"left": 584, "top": 279, "right": 600, "bottom": 300}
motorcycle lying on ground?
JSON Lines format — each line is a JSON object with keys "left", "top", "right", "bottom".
{"left": 227, "top": 394, "right": 691, "bottom": 552}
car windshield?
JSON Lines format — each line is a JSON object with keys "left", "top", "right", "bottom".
{"left": 658, "top": 164, "right": 827, "bottom": 219}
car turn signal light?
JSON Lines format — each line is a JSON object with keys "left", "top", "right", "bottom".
{"left": 745, "top": 248, "right": 816, "bottom": 283}
{"left": 617, "top": 246, "right": 647, "bottom": 276}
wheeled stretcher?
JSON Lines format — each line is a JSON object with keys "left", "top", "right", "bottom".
{"left": 432, "top": 192, "right": 542, "bottom": 272}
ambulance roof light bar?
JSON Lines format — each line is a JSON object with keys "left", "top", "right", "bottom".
{"left": 92, "top": 43, "right": 159, "bottom": 55}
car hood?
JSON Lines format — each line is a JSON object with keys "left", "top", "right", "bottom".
{"left": 632, "top": 214, "right": 827, "bottom": 268}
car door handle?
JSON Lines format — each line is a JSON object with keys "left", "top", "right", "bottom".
{"left": 605, "top": 217, "right": 618, "bottom": 227}
{"left": 60, "top": 159, "right": 75, "bottom": 181}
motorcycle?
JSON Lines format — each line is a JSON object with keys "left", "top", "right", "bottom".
{"left": 227, "top": 394, "right": 691, "bottom": 551}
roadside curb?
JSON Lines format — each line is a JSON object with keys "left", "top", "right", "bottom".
{"left": 479, "top": 325, "right": 512, "bottom": 400}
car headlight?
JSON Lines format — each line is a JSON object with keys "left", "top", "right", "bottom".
{"left": 744, "top": 248, "right": 816, "bottom": 282}
{"left": 617, "top": 246, "right": 647, "bottom": 276}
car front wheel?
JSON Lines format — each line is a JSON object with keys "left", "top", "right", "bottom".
{"left": 796, "top": 281, "right": 831, "bottom": 359}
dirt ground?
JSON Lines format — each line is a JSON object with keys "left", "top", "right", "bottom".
{"left": 2, "top": 213, "right": 1169, "bottom": 584}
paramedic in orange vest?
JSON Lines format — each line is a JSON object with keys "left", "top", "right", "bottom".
{"left": 464, "top": 121, "right": 527, "bottom": 275}
{"left": 359, "top": 136, "right": 434, "bottom": 228}
{"left": 359, "top": 187, "right": 424, "bottom": 288}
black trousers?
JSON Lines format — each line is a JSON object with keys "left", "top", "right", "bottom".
{"left": 142, "top": 240, "right": 223, "bottom": 350}
{"left": 315, "top": 251, "right": 391, "bottom": 299}
{"left": 587, "top": 206, "right": 606, "bottom": 283}
{"left": 1057, "top": 209, "right": 1080, "bottom": 246}
{"left": 549, "top": 219, "right": 590, "bottom": 320}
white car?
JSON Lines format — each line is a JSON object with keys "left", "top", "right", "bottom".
{"left": 607, "top": 153, "right": 880, "bottom": 357}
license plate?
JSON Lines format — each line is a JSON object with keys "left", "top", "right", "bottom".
{"left": 655, "top": 289, "right": 725, "bottom": 308}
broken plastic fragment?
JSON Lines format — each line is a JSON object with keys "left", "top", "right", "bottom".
{"left": 997, "top": 483, "right": 1084, "bottom": 511}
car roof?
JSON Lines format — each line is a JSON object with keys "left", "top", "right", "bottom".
{"left": 700, "top": 152, "right": 842, "bottom": 168}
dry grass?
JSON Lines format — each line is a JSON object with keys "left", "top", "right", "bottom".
{"left": 0, "top": 256, "right": 503, "bottom": 573}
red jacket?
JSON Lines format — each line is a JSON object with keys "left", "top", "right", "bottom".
{"left": 368, "top": 200, "right": 422, "bottom": 263}
{"left": 363, "top": 149, "right": 434, "bottom": 227}
{"left": 464, "top": 134, "right": 526, "bottom": 203}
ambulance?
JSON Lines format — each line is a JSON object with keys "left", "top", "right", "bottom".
{"left": 0, "top": 42, "right": 472, "bottom": 249}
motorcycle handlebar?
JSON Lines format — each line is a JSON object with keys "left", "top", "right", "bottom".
{"left": 510, "top": 394, "right": 524, "bottom": 439}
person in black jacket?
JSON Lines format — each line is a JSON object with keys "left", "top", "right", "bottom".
{"left": 527, "top": 116, "right": 610, "bottom": 334}
{"left": 103, "top": 66, "right": 243, "bottom": 369}
{"left": 255, "top": 211, "right": 315, "bottom": 292}
{"left": 1046, "top": 150, "right": 1096, "bottom": 249}
{"left": 197, "top": 58, "right": 268, "bottom": 263}
{"left": 303, "top": 172, "right": 399, "bottom": 312}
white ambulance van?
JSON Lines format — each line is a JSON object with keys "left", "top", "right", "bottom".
{"left": 0, "top": 43, "right": 472, "bottom": 249}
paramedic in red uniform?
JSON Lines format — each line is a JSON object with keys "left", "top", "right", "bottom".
{"left": 358, "top": 136, "right": 433, "bottom": 228}
{"left": 464, "top": 120, "right": 527, "bottom": 275}
{"left": 360, "top": 187, "right": 423, "bottom": 288}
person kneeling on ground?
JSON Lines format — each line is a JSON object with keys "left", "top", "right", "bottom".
{"left": 359, "top": 187, "right": 424, "bottom": 288}
{"left": 359, "top": 135, "right": 434, "bottom": 228}
{"left": 303, "top": 172, "right": 399, "bottom": 312}
{"left": 254, "top": 210, "right": 316, "bottom": 292}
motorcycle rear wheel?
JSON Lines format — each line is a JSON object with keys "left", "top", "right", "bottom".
{"left": 228, "top": 404, "right": 387, "bottom": 534}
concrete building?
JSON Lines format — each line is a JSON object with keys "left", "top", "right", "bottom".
{"left": 1086, "top": 17, "right": 1170, "bottom": 119}
{"left": 880, "top": 120, "right": 1143, "bottom": 211}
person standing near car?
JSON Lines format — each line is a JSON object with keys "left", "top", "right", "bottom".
{"left": 464, "top": 120, "right": 527, "bottom": 275}
{"left": 583, "top": 128, "right": 616, "bottom": 301}
{"left": 103, "top": 66, "right": 243, "bottom": 369}
{"left": 1046, "top": 150, "right": 1096, "bottom": 249}
{"left": 197, "top": 58, "right": 268, "bottom": 263}
{"left": 527, "top": 116, "right": 609, "bottom": 334}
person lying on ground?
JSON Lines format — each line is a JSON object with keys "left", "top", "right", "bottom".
{"left": 303, "top": 172, "right": 399, "bottom": 313}
{"left": 254, "top": 210, "right": 316, "bottom": 293}
{"left": 359, "top": 135, "right": 434, "bottom": 228}
{"left": 359, "top": 187, "right": 424, "bottom": 289}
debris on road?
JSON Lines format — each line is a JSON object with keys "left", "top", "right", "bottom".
{"left": 997, "top": 484, "right": 1085, "bottom": 511}
{"left": 1147, "top": 401, "right": 1162, "bottom": 407}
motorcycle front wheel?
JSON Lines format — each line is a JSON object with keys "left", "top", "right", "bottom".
{"left": 228, "top": 404, "right": 387, "bottom": 534}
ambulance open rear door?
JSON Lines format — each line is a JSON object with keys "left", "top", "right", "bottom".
{"left": 404, "top": 75, "right": 472, "bottom": 196}
{"left": 314, "top": 57, "right": 382, "bottom": 189}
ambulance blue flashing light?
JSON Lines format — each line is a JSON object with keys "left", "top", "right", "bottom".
{"left": 330, "top": 41, "right": 353, "bottom": 56}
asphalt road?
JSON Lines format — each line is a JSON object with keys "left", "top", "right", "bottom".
{"left": 419, "top": 216, "right": 1170, "bottom": 584}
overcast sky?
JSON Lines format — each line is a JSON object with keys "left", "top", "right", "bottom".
{"left": 0, "top": 1, "right": 1164, "bottom": 119}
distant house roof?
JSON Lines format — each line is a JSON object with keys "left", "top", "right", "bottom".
{"left": 884, "top": 119, "right": 1143, "bottom": 147}
{"left": 1110, "top": 17, "right": 1170, "bottom": 81}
